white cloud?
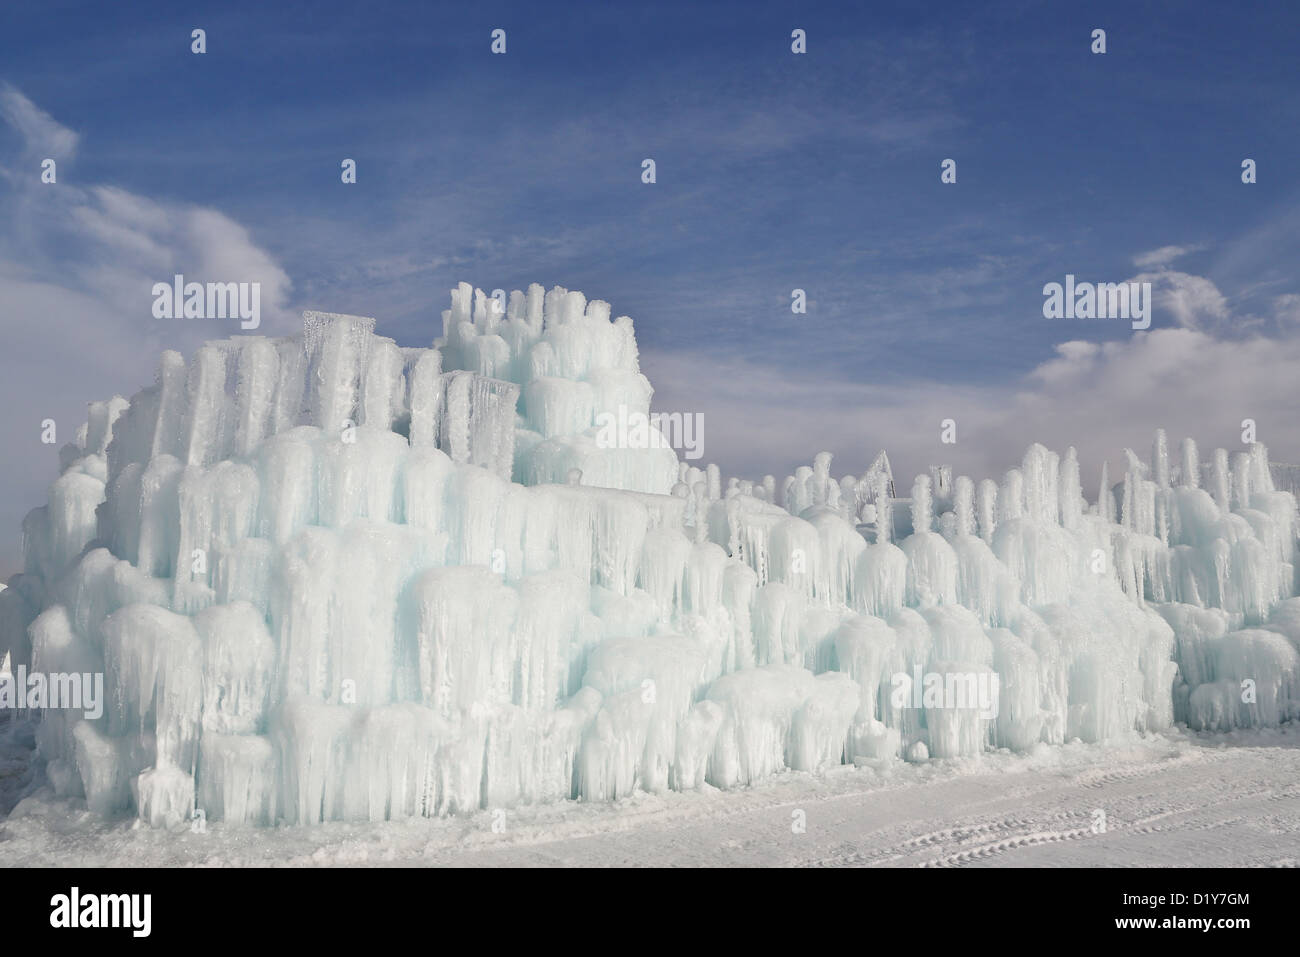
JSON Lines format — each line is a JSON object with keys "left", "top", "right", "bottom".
{"left": 1127, "top": 269, "right": 1232, "bottom": 332}
{"left": 0, "top": 87, "right": 294, "bottom": 578}
{"left": 1272, "top": 293, "right": 1300, "bottom": 325}
{"left": 644, "top": 324, "right": 1300, "bottom": 500}
{"left": 0, "top": 85, "right": 79, "bottom": 169}
{"left": 1132, "top": 244, "right": 1206, "bottom": 269}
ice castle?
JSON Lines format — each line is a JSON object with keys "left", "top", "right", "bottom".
{"left": 3, "top": 282, "right": 1298, "bottom": 828}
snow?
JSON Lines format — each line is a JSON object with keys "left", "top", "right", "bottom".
{"left": 2, "top": 283, "right": 1299, "bottom": 835}
{"left": 7, "top": 720, "right": 1295, "bottom": 866}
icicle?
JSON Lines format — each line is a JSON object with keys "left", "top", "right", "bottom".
{"left": 1153, "top": 429, "right": 1170, "bottom": 489}
{"left": 1098, "top": 460, "right": 1114, "bottom": 523}
{"left": 976, "top": 479, "right": 998, "bottom": 543}
{"left": 953, "top": 476, "right": 975, "bottom": 538}
{"left": 911, "top": 475, "right": 933, "bottom": 535}
{"left": 1212, "top": 449, "right": 1231, "bottom": 513}
{"left": 1181, "top": 437, "right": 1200, "bottom": 489}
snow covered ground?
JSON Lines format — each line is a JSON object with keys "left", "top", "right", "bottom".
{"left": 3, "top": 716, "right": 1295, "bottom": 867}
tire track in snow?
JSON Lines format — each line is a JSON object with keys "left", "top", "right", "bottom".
{"left": 920, "top": 826, "right": 1096, "bottom": 867}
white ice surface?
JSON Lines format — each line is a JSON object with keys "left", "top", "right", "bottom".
{"left": 2, "top": 283, "right": 1299, "bottom": 832}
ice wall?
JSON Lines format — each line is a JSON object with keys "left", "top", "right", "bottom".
{"left": 3, "top": 283, "right": 1298, "bottom": 829}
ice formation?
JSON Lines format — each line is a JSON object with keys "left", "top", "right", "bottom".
{"left": 3, "top": 284, "right": 1299, "bottom": 829}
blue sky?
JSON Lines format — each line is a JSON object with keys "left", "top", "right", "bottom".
{"left": 3, "top": 0, "right": 1300, "bottom": 575}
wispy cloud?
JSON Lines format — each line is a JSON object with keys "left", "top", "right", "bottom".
{"left": 646, "top": 320, "right": 1300, "bottom": 496}
{"left": 0, "top": 87, "right": 294, "bottom": 577}
{"left": 1132, "top": 244, "right": 1208, "bottom": 269}
{"left": 0, "top": 84, "right": 78, "bottom": 173}
{"left": 1127, "top": 269, "right": 1232, "bottom": 333}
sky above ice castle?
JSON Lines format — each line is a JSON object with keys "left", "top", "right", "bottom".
{"left": 3, "top": 0, "right": 1300, "bottom": 576}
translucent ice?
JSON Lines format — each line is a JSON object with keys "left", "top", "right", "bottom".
{"left": 11, "top": 282, "right": 1300, "bottom": 828}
